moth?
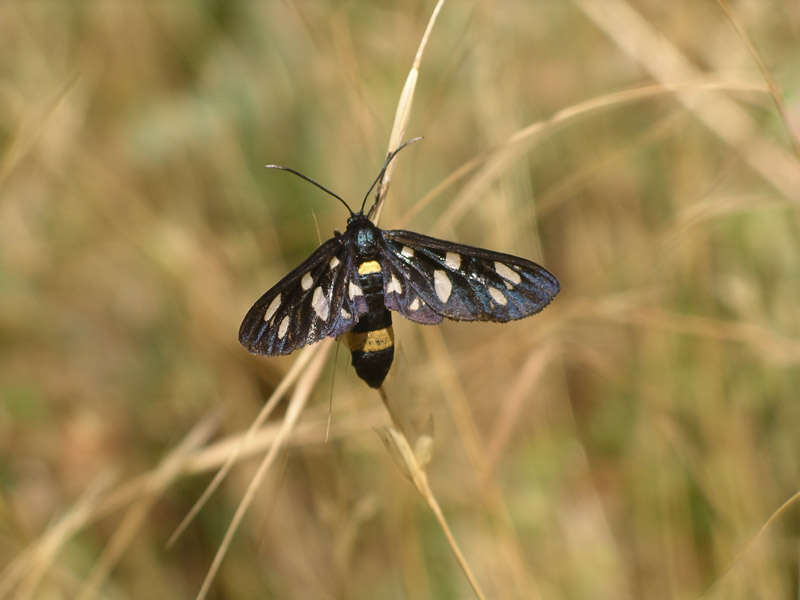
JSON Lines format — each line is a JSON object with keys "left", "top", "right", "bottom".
{"left": 239, "top": 139, "right": 560, "bottom": 388}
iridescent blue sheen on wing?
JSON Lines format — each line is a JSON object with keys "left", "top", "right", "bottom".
{"left": 238, "top": 237, "right": 368, "bottom": 356}
{"left": 380, "top": 230, "right": 560, "bottom": 323}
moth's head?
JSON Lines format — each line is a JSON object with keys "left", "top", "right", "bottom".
{"left": 345, "top": 213, "right": 379, "bottom": 252}
{"left": 346, "top": 212, "right": 371, "bottom": 228}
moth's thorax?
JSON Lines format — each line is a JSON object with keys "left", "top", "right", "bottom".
{"left": 346, "top": 213, "right": 380, "bottom": 257}
{"left": 341, "top": 213, "right": 393, "bottom": 388}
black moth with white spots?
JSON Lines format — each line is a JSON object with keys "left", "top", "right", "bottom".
{"left": 239, "top": 139, "right": 560, "bottom": 388}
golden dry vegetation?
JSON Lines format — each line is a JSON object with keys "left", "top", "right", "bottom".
{"left": 1, "top": 1, "right": 799, "bottom": 598}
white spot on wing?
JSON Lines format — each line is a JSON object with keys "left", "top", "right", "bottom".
{"left": 329, "top": 256, "right": 340, "bottom": 269}
{"left": 387, "top": 274, "right": 403, "bottom": 295}
{"left": 495, "top": 261, "right": 521, "bottom": 285}
{"left": 401, "top": 246, "right": 414, "bottom": 258}
{"left": 264, "top": 294, "right": 281, "bottom": 322}
{"left": 445, "top": 252, "right": 461, "bottom": 270}
{"left": 301, "top": 272, "right": 313, "bottom": 290}
{"left": 278, "top": 316, "right": 290, "bottom": 339}
{"left": 489, "top": 287, "right": 508, "bottom": 306}
{"left": 434, "top": 270, "right": 452, "bottom": 303}
{"left": 409, "top": 297, "right": 420, "bottom": 311}
{"left": 341, "top": 308, "right": 351, "bottom": 319}
{"left": 312, "top": 287, "right": 330, "bottom": 320}
{"left": 348, "top": 281, "right": 363, "bottom": 299}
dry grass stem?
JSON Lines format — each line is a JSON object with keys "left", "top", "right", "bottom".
{"left": 77, "top": 417, "right": 218, "bottom": 600}
{"left": 181, "top": 407, "right": 388, "bottom": 475}
{"left": 420, "top": 326, "right": 545, "bottom": 598}
{"left": 714, "top": 0, "right": 800, "bottom": 160}
{"left": 372, "top": 0, "right": 445, "bottom": 225}
{"left": 701, "top": 489, "right": 800, "bottom": 599}
{"left": 0, "top": 474, "right": 114, "bottom": 599}
{"left": 484, "top": 345, "right": 555, "bottom": 474}
{"left": 168, "top": 343, "right": 324, "bottom": 547}
{"left": 432, "top": 80, "right": 769, "bottom": 234}
{"left": 1, "top": 417, "right": 216, "bottom": 599}
{"left": 576, "top": 0, "right": 800, "bottom": 201}
{"left": 197, "top": 343, "right": 332, "bottom": 600}
{"left": 378, "top": 425, "right": 487, "bottom": 600}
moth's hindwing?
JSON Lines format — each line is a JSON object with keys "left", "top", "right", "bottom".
{"left": 380, "top": 230, "right": 560, "bottom": 323}
{"left": 238, "top": 236, "right": 368, "bottom": 356}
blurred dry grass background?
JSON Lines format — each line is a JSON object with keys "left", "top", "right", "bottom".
{"left": 2, "top": 1, "right": 800, "bottom": 598}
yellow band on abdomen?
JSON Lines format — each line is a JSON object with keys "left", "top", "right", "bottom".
{"left": 347, "top": 327, "right": 394, "bottom": 353}
{"left": 357, "top": 260, "right": 381, "bottom": 275}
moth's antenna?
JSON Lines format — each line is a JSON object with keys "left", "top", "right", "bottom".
{"left": 359, "top": 137, "right": 423, "bottom": 215}
{"left": 265, "top": 165, "right": 355, "bottom": 217}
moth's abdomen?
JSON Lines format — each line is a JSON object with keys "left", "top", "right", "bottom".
{"left": 346, "top": 259, "right": 394, "bottom": 388}
{"left": 347, "top": 332, "right": 394, "bottom": 388}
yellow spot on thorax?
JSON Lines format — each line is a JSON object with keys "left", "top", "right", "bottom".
{"left": 347, "top": 327, "right": 394, "bottom": 353}
{"left": 357, "top": 260, "right": 381, "bottom": 275}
